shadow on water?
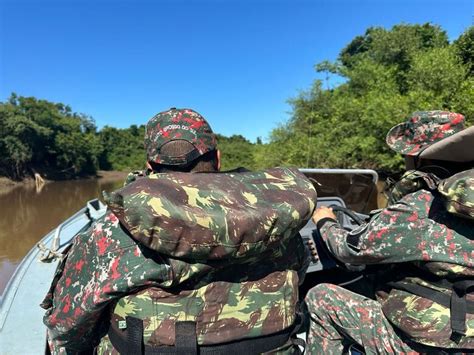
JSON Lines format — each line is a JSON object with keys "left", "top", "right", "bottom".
{"left": 0, "top": 177, "right": 124, "bottom": 294}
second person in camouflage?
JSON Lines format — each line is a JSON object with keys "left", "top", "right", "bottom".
{"left": 306, "top": 111, "right": 474, "bottom": 354}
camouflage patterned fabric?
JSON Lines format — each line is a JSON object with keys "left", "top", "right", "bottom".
{"left": 438, "top": 169, "right": 474, "bottom": 220}
{"left": 42, "top": 167, "right": 316, "bottom": 353}
{"left": 386, "top": 169, "right": 440, "bottom": 205}
{"left": 98, "top": 269, "right": 300, "bottom": 350}
{"left": 144, "top": 108, "right": 217, "bottom": 165}
{"left": 305, "top": 283, "right": 419, "bottom": 354}
{"left": 313, "top": 187, "right": 474, "bottom": 349}
{"left": 104, "top": 167, "right": 316, "bottom": 261}
{"left": 386, "top": 111, "right": 465, "bottom": 156}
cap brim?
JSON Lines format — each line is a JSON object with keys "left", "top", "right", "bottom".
{"left": 419, "top": 126, "right": 474, "bottom": 162}
{"left": 386, "top": 122, "right": 424, "bottom": 156}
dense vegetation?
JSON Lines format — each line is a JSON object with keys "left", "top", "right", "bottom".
{"left": 258, "top": 24, "right": 473, "bottom": 172}
{"left": 1, "top": 23, "right": 472, "bottom": 180}
{"left": 0, "top": 95, "right": 260, "bottom": 179}
{"left": 0, "top": 94, "right": 102, "bottom": 180}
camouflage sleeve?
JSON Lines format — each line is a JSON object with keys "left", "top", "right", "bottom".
{"left": 386, "top": 170, "right": 440, "bottom": 204}
{"left": 43, "top": 212, "right": 171, "bottom": 352}
{"left": 319, "top": 189, "right": 473, "bottom": 267}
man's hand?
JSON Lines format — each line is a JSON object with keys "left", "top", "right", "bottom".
{"left": 312, "top": 206, "right": 337, "bottom": 224}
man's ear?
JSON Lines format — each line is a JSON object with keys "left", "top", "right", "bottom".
{"left": 217, "top": 150, "right": 221, "bottom": 171}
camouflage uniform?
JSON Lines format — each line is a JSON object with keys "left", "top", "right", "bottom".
{"left": 306, "top": 284, "right": 419, "bottom": 354}
{"left": 42, "top": 167, "right": 317, "bottom": 354}
{"left": 307, "top": 185, "right": 474, "bottom": 352}
{"left": 306, "top": 112, "right": 474, "bottom": 354}
{"left": 385, "top": 170, "right": 440, "bottom": 205}
{"left": 439, "top": 169, "right": 474, "bottom": 220}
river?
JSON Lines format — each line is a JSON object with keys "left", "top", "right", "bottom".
{"left": 0, "top": 176, "right": 125, "bottom": 294}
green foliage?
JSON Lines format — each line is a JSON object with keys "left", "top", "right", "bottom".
{"left": 97, "top": 125, "right": 146, "bottom": 172}
{"left": 216, "top": 134, "right": 259, "bottom": 171}
{"left": 2, "top": 24, "right": 472, "bottom": 178}
{"left": 454, "top": 26, "right": 474, "bottom": 76}
{"left": 340, "top": 24, "right": 449, "bottom": 93}
{"left": 0, "top": 95, "right": 262, "bottom": 179}
{"left": 0, "top": 95, "right": 101, "bottom": 179}
{"left": 406, "top": 46, "right": 466, "bottom": 105}
{"left": 261, "top": 23, "right": 473, "bottom": 172}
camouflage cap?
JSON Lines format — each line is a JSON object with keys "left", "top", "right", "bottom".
{"left": 438, "top": 169, "right": 474, "bottom": 220}
{"left": 386, "top": 111, "right": 465, "bottom": 156}
{"left": 144, "top": 108, "right": 217, "bottom": 165}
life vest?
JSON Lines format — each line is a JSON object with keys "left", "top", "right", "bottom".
{"left": 99, "top": 167, "right": 316, "bottom": 354}
{"left": 382, "top": 169, "right": 474, "bottom": 349}
{"left": 438, "top": 168, "right": 474, "bottom": 220}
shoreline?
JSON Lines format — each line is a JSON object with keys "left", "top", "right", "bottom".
{"left": 0, "top": 170, "right": 129, "bottom": 190}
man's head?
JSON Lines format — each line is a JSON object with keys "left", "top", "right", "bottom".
{"left": 386, "top": 111, "right": 474, "bottom": 173}
{"left": 144, "top": 108, "right": 220, "bottom": 173}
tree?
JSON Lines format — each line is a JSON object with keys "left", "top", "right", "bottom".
{"left": 97, "top": 125, "right": 146, "bottom": 172}
{"left": 454, "top": 26, "right": 474, "bottom": 76}
{"left": 259, "top": 23, "right": 472, "bottom": 172}
{"left": 0, "top": 95, "right": 101, "bottom": 179}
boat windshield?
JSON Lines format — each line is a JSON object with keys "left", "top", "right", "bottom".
{"left": 300, "top": 169, "right": 379, "bottom": 214}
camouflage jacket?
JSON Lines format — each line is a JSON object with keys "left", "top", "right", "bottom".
{"left": 318, "top": 171, "right": 474, "bottom": 349}
{"left": 385, "top": 169, "right": 441, "bottom": 205}
{"left": 42, "top": 167, "right": 316, "bottom": 353}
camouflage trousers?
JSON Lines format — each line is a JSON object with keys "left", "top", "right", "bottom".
{"left": 304, "top": 283, "right": 419, "bottom": 355}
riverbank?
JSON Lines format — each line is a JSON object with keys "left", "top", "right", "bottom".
{"left": 0, "top": 170, "right": 129, "bottom": 190}
{"left": 0, "top": 177, "right": 30, "bottom": 188}
{"left": 95, "top": 170, "right": 129, "bottom": 182}
{"left": 0, "top": 177, "right": 35, "bottom": 195}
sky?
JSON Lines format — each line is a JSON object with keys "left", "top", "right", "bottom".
{"left": 1, "top": 0, "right": 473, "bottom": 142}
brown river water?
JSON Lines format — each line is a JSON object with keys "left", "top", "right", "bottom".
{"left": 0, "top": 177, "right": 125, "bottom": 294}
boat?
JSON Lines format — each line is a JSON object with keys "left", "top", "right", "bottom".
{"left": 0, "top": 199, "right": 107, "bottom": 354}
{"left": 0, "top": 169, "right": 378, "bottom": 354}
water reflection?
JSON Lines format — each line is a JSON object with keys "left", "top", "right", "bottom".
{"left": 0, "top": 177, "right": 124, "bottom": 293}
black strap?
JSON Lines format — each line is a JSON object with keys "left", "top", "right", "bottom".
{"left": 109, "top": 316, "right": 144, "bottom": 355}
{"left": 387, "top": 280, "right": 474, "bottom": 340}
{"left": 108, "top": 317, "right": 299, "bottom": 355}
{"left": 175, "top": 322, "right": 197, "bottom": 354}
{"left": 451, "top": 287, "right": 467, "bottom": 339}
{"left": 452, "top": 280, "right": 474, "bottom": 338}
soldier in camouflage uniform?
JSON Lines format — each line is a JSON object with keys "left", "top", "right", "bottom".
{"left": 42, "top": 108, "right": 317, "bottom": 354}
{"left": 306, "top": 111, "right": 474, "bottom": 354}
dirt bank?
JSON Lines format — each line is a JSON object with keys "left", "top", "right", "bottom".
{"left": 0, "top": 177, "right": 34, "bottom": 196}
{"left": 0, "top": 176, "right": 34, "bottom": 189}
{"left": 0, "top": 171, "right": 129, "bottom": 190}
{"left": 0, "top": 177, "right": 19, "bottom": 188}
